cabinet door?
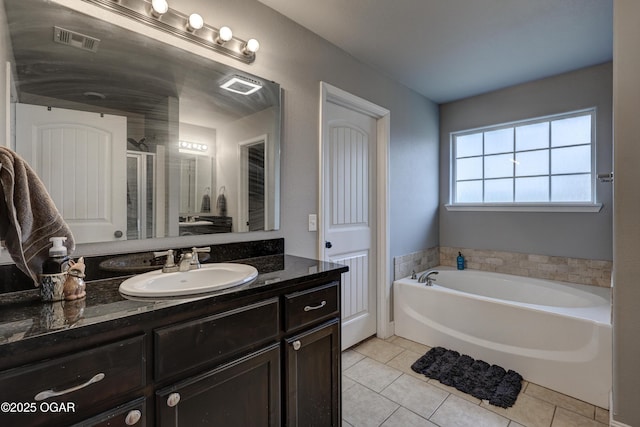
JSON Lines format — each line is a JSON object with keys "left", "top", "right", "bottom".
{"left": 156, "top": 344, "right": 280, "bottom": 427}
{"left": 285, "top": 319, "right": 340, "bottom": 427}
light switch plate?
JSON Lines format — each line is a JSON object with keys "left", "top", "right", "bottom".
{"left": 308, "top": 214, "right": 317, "bottom": 232}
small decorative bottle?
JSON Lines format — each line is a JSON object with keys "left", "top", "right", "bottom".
{"left": 457, "top": 252, "right": 465, "bottom": 270}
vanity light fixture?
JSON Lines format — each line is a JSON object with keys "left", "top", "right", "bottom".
{"left": 179, "top": 141, "right": 208, "bottom": 152}
{"left": 243, "top": 38, "right": 260, "bottom": 56}
{"left": 87, "top": 0, "right": 259, "bottom": 63}
{"left": 150, "top": 0, "right": 168, "bottom": 17}
{"left": 216, "top": 26, "right": 233, "bottom": 45}
{"left": 186, "top": 13, "right": 204, "bottom": 32}
{"left": 220, "top": 75, "right": 262, "bottom": 95}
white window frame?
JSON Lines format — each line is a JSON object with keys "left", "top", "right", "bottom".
{"left": 446, "top": 108, "right": 602, "bottom": 212}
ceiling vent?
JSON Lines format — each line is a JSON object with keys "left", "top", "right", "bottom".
{"left": 53, "top": 26, "right": 100, "bottom": 53}
{"left": 220, "top": 75, "right": 263, "bottom": 95}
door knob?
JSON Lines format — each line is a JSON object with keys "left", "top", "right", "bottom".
{"left": 114, "top": 230, "right": 123, "bottom": 238}
{"left": 325, "top": 241, "right": 332, "bottom": 249}
{"left": 292, "top": 340, "right": 301, "bottom": 351}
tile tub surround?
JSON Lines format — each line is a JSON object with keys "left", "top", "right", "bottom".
{"left": 394, "top": 246, "right": 612, "bottom": 288}
{"left": 394, "top": 247, "right": 440, "bottom": 280}
{"left": 342, "top": 336, "right": 610, "bottom": 427}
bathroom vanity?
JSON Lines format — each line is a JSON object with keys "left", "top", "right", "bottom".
{"left": 0, "top": 253, "right": 347, "bottom": 426}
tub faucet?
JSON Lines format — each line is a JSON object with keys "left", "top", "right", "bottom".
{"left": 418, "top": 270, "right": 439, "bottom": 286}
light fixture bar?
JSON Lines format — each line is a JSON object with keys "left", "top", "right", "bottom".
{"left": 82, "top": 0, "right": 258, "bottom": 64}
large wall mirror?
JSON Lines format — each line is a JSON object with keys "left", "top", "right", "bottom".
{"left": 2, "top": 0, "right": 281, "bottom": 245}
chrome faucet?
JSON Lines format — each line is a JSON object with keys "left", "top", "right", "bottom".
{"left": 178, "top": 252, "right": 194, "bottom": 272}
{"left": 418, "top": 270, "right": 439, "bottom": 286}
{"left": 153, "top": 247, "right": 212, "bottom": 273}
{"left": 189, "top": 246, "right": 211, "bottom": 269}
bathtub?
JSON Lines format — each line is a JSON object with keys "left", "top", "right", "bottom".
{"left": 393, "top": 267, "right": 611, "bottom": 408}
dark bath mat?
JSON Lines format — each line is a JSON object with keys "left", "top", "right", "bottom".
{"left": 411, "top": 347, "right": 523, "bottom": 408}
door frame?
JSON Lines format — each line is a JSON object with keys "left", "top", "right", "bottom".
{"left": 318, "top": 82, "right": 392, "bottom": 340}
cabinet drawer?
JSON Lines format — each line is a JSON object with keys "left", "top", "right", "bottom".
{"left": 71, "top": 397, "right": 146, "bottom": 427}
{"left": 154, "top": 298, "right": 280, "bottom": 381}
{"left": 0, "top": 335, "right": 145, "bottom": 427}
{"left": 284, "top": 282, "right": 339, "bottom": 332}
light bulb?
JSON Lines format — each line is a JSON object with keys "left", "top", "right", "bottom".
{"left": 150, "top": 0, "right": 168, "bottom": 17}
{"left": 243, "top": 38, "right": 260, "bottom": 55}
{"left": 187, "top": 13, "right": 204, "bottom": 31}
{"left": 216, "top": 26, "right": 233, "bottom": 44}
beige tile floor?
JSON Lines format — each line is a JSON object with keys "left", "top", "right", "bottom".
{"left": 342, "top": 336, "right": 610, "bottom": 427}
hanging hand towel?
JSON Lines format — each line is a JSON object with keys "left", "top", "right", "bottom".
{"left": 0, "top": 146, "right": 75, "bottom": 285}
{"left": 216, "top": 186, "right": 227, "bottom": 217}
{"left": 200, "top": 187, "right": 211, "bottom": 213}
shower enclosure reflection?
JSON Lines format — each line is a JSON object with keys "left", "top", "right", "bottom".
{"left": 127, "top": 151, "right": 156, "bottom": 240}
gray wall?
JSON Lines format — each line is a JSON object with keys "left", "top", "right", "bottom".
{"left": 178, "top": 0, "right": 440, "bottom": 262}
{"left": 439, "top": 63, "right": 613, "bottom": 261}
{"left": 613, "top": 1, "right": 640, "bottom": 424}
{"left": 1, "top": 0, "right": 440, "bottom": 269}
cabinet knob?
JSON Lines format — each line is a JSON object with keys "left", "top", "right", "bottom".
{"left": 167, "top": 392, "right": 181, "bottom": 407}
{"left": 125, "top": 409, "right": 142, "bottom": 425}
{"left": 292, "top": 340, "right": 301, "bottom": 351}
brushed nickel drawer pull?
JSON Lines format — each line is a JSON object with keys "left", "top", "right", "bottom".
{"left": 34, "top": 372, "right": 105, "bottom": 401}
{"left": 304, "top": 300, "right": 327, "bottom": 312}
{"left": 125, "top": 409, "right": 142, "bottom": 425}
{"left": 167, "top": 392, "right": 181, "bottom": 407}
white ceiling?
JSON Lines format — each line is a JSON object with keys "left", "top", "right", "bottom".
{"left": 257, "top": 0, "right": 613, "bottom": 104}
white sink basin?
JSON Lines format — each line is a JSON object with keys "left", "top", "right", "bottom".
{"left": 119, "top": 263, "right": 258, "bottom": 298}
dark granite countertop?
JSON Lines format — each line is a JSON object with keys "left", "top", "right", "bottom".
{"left": 0, "top": 254, "right": 348, "bottom": 348}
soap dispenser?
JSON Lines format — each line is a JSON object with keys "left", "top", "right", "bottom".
{"left": 457, "top": 252, "right": 465, "bottom": 270}
{"left": 40, "top": 237, "right": 70, "bottom": 302}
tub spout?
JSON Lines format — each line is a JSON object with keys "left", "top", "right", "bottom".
{"left": 418, "top": 270, "right": 439, "bottom": 286}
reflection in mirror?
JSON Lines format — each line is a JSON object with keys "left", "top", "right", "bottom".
{"left": 3, "top": 0, "right": 281, "bottom": 244}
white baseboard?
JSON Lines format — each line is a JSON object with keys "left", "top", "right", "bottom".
{"left": 610, "top": 420, "right": 632, "bottom": 427}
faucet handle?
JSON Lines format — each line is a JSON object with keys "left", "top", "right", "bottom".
{"left": 190, "top": 246, "right": 211, "bottom": 267}
{"left": 154, "top": 249, "right": 178, "bottom": 273}
{"left": 153, "top": 249, "right": 175, "bottom": 265}
{"left": 192, "top": 246, "right": 211, "bottom": 254}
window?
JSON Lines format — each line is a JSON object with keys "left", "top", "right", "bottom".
{"left": 449, "top": 109, "right": 600, "bottom": 211}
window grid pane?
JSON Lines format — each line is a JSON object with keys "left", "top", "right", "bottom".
{"left": 452, "top": 110, "right": 594, "bottom": 204}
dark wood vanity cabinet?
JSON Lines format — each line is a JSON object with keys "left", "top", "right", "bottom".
{"left": 156, "top": 345, "right": 281, "bottom": 426}
{"left": 0, "top": 273, "right": 342, "bottom": 427}
{"left": 285, "top": 320, "right": 340, "bottom": 426}
{"left": 284, "top": 281, "right": 341, "bottom": 427}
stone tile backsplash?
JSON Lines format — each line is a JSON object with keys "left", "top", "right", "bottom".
{"left": 394, "top": 246, "right": 612, "bottom": 288}
{"left": 394, "top": 247, "right": 439, "bottom": 280}
{"left": 439, "top": 246, "right": 612, "bottom": 288}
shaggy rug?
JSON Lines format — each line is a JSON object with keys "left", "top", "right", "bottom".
{"left": 411, "top": 346, "right": 523, "bottom": 408}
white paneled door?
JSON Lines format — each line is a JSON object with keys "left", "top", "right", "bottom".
{"left": 323, "top": 99, "right": 378, "bottom": 350}
{"left": 16, "top": 103, "right": 127, "bottom": 243}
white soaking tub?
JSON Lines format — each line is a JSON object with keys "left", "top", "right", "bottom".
{"left": 393, "top": 267, "right": 611, "bottom": 408}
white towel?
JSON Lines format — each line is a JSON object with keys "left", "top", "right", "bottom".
{"left": 0, "top": 146, "right": 75, "bottom": 285}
